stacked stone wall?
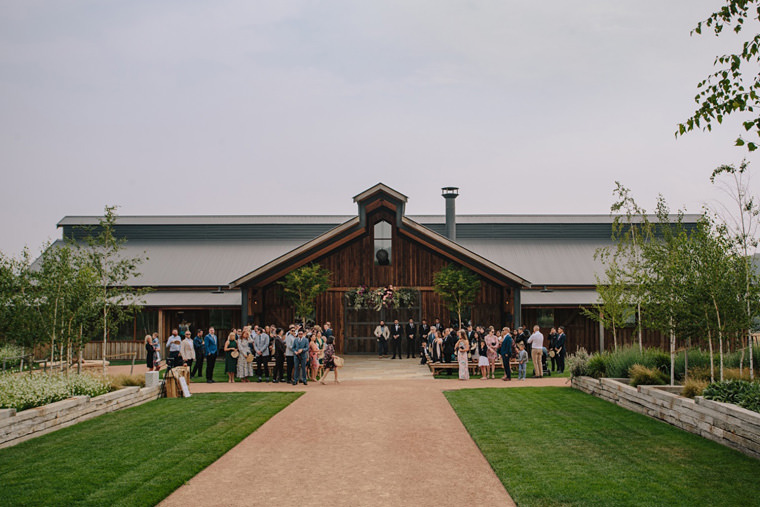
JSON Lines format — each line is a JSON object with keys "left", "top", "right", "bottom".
{"left": 0, "top": 385, "right": 162, "bottom": 449}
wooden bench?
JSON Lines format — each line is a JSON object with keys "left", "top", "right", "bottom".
{"left": 427, "top": 358, "right": 519, "bottom": 376}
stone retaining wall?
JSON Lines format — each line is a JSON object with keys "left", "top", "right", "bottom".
{"left": 572, "top": 376, "right": 760, "bottom": 460}
{"left": 0, "top": 385, "right": 162, "bottom": 449}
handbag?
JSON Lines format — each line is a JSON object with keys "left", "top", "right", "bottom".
{"left": 333, "top": 355, "right": 344, "bottom": 368}
{"left": 246, "top": 353, "right": 254, "bottom": 363}
{"left": 231, "top": 350, "right": 239, "bottom": 358}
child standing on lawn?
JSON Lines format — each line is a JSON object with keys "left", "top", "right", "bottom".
{"left": 517, "top": 342, "right": 528, "bottom": 380}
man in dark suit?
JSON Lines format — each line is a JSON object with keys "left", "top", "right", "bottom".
{"left": 556, "top": 326, "right": 567, "bottom": 373}
{"left": 391, "top": 319, "right": 403, "bottom": 359}
{"left": 420, "top": 319, "right": 431, "bottom": 342}
{"left": 405, "top": 318, "right": 417, "bottom": 358}
{"left": 434, "top": 318, "right": 443, "bottom": 332}
{"left": 443, "top": 329, "right": 457, "bottom": 375}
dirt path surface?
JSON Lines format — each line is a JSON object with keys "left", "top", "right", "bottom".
{"left": 160, "top": 357, "right": 569, "bottom": 507}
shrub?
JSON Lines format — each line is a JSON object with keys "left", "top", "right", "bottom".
{"left": 109, "top": 374, "right": 146, "bottom": 390}
{"left": 586, "top": 354, "right": 608, "bottom": 379}
{"left": 703, "top": 380, "right": 760, "bottom": 413}
{"left": 642, "top": 348, "right": 671, "bottom": 376}
{"left": 629, "top": 364, "right": 668, "bottom": 387}
{"left": 682, "top": 378, "right": 709, "bottom": 398}
{"left": 567, "top": 347, "right": 590, "bottom": 377}
{"left": 0, "top": 372, "right": 111, "bottom": 411}
{"left": 604, "top": 346, "right": 645, "bottom": 378}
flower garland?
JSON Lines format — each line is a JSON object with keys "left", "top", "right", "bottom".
{"left": 345, "top": 285, "right": 417, "bottom": 311}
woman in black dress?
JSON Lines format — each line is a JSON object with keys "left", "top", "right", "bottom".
{"left": 144, "top": 335, "right": 155, "bottom": 371}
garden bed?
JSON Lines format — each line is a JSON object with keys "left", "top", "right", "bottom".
{"left": 0, "top": 371, "right": 162, "bottom": 448}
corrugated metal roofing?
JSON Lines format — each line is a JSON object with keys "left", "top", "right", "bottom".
{"left": 138, "top": 290, "right": 241, "bottom": 307}
{"left": 521, "top": 289, "right": 600, "bottom": 306}
{"left": 54, "top": 239, "right": 305, "bottom": 287}
{"left": 458, "top": 239, "right": 611, "bottom": 285}
{"left": 58, "top": 213, "right": 700, "bottom": 227}
{"left": 49, "top": 237, "right": 610, "bottom": 287}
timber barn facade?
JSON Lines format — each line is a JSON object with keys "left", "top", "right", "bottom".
{"left": 57, "top": 183, "right": 695, "bottom": 357}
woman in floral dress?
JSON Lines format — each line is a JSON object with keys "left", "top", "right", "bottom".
{"left": 314, "top": 328, "right": 325, "bottom": 379}
{"left": 236, "top": 329, "right": 254, "bottom": 382}
{"left": 319, "top": 332, "right": 339, "bottom": 384}
{"left": 455, "top": 330, "right": 470, "bottom": 380}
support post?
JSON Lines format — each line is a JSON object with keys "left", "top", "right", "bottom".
{"left": 513, "top": 289, "right": 521, "bottom": 329}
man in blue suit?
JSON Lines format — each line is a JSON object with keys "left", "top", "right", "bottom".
{"left": 500, "top": 327, "right": 514, "bottom": 382}
{"left": 204, "top": 327, "right": 218, "bottom": 383}
{"left": 292, "top": 329, "right": 309, "bottom": 385}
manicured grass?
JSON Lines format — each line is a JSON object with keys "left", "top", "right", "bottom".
{"left": 446, "top": 387, "right": 760, "bottom": 506}
{"left": 0, "top": 392, "right": 300, "bottom": 506}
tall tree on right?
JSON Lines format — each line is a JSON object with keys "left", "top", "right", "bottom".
{"left": 678, "top": 1, "right": 760, "bottom": 151}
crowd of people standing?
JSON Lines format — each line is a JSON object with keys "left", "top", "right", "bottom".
{"left": 145, "top": 322, "right": 341, "bottom": 385}
{"left": 374, "top": 319, "right": 567, "bottom": 381}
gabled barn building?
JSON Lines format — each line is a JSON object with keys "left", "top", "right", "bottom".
{"left": 56, "top": 183, "right": 694, "bottom": 357}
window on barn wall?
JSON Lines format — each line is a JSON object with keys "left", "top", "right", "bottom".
{"left": 537, "top": 309, "right": 554, "bottom": 328}
{"left": 374, "top": 220, "right": 392, "bottom": 266}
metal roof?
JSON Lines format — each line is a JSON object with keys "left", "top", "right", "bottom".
{"left": 458, "top": 238, "right": 611, "bottom": 286}
{"left": 58, "top": 213, "right": 700, "bottom": 227}
{"left": 57, "top": 215, "right": 354, "bottom": 227}
{"left": 137, "top": 290, "right": 241, "bottom": 307}
{"left": 48, "top": 239, "right": 305, "bottom": 287}
{"left": 521, "top": 289, "right": 600, "bottom": 306}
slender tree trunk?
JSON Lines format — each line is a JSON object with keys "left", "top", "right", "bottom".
{"left": 708, "top": 331, "right": 715, "bottom": 383}
{"left": 637, "top": 303, "right": 642, "bottom": 353}
{"left": 684, "top": 337, "right": 689, "bottom": 382}
{"left": 102, "top": 304, "right": 108, "bottom": 376}
{"left": 669, "top": 328, "right": 675, "bottom": 386}
{"left": 713, "top": 297, "right": 724, "bottom": 381}
{"left": 77, "top": 324, "right": 83, "bottom": 375}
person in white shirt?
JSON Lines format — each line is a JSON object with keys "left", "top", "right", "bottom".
{"left": 166, "top": 329, "right": 182, "bottom": 368}
{"left": 527, "top": 325, "right": 544, "bottom": 378}
{"left": 285, "top": 325, "right": 297, "bottom": 383}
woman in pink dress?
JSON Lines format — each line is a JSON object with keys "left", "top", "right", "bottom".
{"left": 308, "top": 333, "right": 320, "bottom": 382}
{"left": 455, "top": 330, "right": 470, "bottom": 380}
{"left": 485, "top": 327, "right": 499, "bottom": 379}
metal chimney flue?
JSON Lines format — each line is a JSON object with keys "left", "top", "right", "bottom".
{"left": 441, "top": 187, "right": 459, "bottom": 241}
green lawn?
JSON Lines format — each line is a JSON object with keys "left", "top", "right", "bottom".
{"left": 446, "top": 387, "right": 760, "bottom": 507}
{"left": 0, "top": 392, "right": 300, "bottom": 506}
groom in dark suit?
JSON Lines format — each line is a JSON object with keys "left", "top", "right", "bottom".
{"left": 391, "top": 320, "right": 403, "bottom": 359}
{"left": 405, "top": 318, "right": 416, "bottom": 358}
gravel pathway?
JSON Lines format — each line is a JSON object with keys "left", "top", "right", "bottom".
{"left": 156, "top": 357, "right": 568, "bottom": 506}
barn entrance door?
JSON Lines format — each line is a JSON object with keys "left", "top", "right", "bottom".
{"left": 343, "top": 296, "right": 421, "bottom": 354}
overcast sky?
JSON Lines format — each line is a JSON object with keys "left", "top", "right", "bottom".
{"left": 1, "top": 1, "right": 755, "bottom": 256}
